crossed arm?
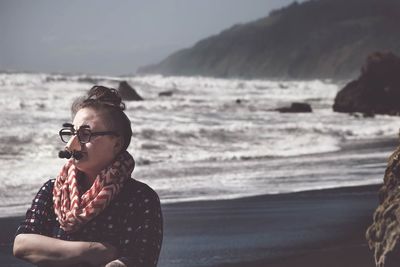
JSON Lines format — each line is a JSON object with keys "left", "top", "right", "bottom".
{"left": 14, "top": 180, "right": 162, "bottom": 267}
{"left": 13, "top": 179, "right": 126, "bottom": 266}
{"left": 13, "top": 233, "right": 126, "bottom": 267}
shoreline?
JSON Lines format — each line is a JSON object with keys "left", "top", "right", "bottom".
{"left": 2, "top": 136, "right": 395, "bottom": 266}
{"left": 1, "top": 136, "right": 396, "bottom": 219}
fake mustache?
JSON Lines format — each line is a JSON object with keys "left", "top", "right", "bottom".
{"left": 58, "top": 150, "right": 83, "bottom": 160}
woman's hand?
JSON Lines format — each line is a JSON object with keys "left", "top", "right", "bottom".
{"left": 103, "top": 259, "right": 127, "bottom": 267}
{"left": 84, "top": 242, "right": 119, "bottom": 266}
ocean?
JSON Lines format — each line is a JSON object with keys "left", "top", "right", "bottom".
{"left": 0, "top": 72, "right": 399, "bottom": 217}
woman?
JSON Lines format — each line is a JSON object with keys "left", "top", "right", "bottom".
{"left": 13, "top": 86, "right": 163, "bottom": 267}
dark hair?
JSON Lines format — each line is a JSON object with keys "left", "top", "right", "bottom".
{"left": 71, "top": 85, "right": 132, "bottom": 151}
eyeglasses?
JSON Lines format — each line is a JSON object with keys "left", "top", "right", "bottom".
{"left": 59, "top": 123, "right": 119, "bottom": 144}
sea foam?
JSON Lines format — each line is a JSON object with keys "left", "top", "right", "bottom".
{"left": 0, "top": 73, "right": 398, "bottom": 217}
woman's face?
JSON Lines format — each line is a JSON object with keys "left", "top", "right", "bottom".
{"left": 65, "top": 107, "right": 121, "bottom": 178}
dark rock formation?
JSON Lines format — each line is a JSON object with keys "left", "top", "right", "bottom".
{"left": 366, "top": 146, "right": 400, "bottom": 267}
{"left": 118, "top": 81, "right": 143, "bottom": 101}
{"left": 275, "top": 102, "right": 312, "bottom": 113}
{"left": 158, "top": 91, "right": 173, "bottom": 97}
{"left": 333, "top": 52, "right": 400, "bottom": 115}
{"left": 138, "top": 0, "right": 400, "bottom": 80}
{"left": 77, "top": 76, "right": 99, "bottom": 84}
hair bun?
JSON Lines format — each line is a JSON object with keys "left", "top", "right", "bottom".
{"left": 85, "top": 85, "right": 125, "bottom": 110}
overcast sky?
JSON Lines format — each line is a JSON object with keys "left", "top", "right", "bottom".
{"left": 0, "top": 0, "right": 301, "bottom": 75}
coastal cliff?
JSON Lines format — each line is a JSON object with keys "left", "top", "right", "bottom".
{"left": 138, "top": 0, "right": 400, "bottom": 80}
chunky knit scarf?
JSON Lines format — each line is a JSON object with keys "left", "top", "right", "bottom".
{"left": 53, "top": 151, "right": 135, "bottom": 233}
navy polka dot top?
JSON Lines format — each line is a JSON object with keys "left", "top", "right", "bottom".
{"left": 16, "top": 178, "right": 163, "bottom": 267}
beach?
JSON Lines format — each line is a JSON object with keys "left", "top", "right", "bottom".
{"left": 2, "top": 138, "right": 396, "bottom": 267}
{"left": 161, "top": 184, "right": 380, "bottom": 267}
{"left": 1, "top": 73, "right": 398, "bottom": 267}
{"left": 2, "top": 184, "right": 379, "bottom": 267}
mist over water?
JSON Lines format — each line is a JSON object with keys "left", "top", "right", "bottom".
{"left": 1, "top": 72, "right": 399, "bottom": 217}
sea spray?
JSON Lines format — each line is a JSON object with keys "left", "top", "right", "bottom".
{"left": 0, "top": 72, "right": 399, "bottom": 217}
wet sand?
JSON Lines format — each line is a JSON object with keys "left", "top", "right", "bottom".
{"left": 1, "top": 184, "right": 380, "bottom": 267}
{"left": 160, "top": 184, "right": 380, "bottom": 267}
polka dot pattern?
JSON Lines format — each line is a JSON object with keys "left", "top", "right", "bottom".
{"left": 16, "top": 178, "right": 163, "bottom": 266}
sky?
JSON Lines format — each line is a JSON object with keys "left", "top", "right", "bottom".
{"left": 0, "top": 0, "right": 301, "bottom": 75}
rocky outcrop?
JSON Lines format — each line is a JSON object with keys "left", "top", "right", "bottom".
{"left": 158, "top": 90, "right": 173, "bottom": 97}
{"left": 333, "top": 52, "right": 400, "bottom": 115}
{"left": 138, "top": 0, "right": 400, "bottom": 80}
{"left": 366, "top": 146, "right": 400, "bottom": 267}
{"left": 118, "top": 81, "right": 143, "bottom": 101}
{"left": 275, "top": 102, "right": 312, "bottom": 113}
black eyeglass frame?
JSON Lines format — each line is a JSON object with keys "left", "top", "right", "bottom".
{"left": 59, "top": 123, "right": 119, "bottom": 144}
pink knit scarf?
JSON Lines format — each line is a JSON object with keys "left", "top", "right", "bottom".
{"left": 53, "top": 151, "right": 135, "bottom": 233}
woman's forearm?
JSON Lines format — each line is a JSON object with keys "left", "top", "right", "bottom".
{"left": 13, "top": 233, "right": 117, "bottom": 266}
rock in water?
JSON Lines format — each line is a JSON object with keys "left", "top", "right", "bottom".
{"left": 118, "top": 81, "right": 143, "bottom": 101}
{"left": 275, "top": 102, "right": 312, "bottom": 113}
{"left": 333, "top": 52, "right": 400, "bottom": 116}
{"left": 158, "top": 90, "right": 173, "bottom": 97}
{"left": 366, "top": 146, "right": 400, "bottom": 266}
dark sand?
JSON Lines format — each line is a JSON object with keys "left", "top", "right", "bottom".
{"left": 159, "top": 185, "right": 380, "bottom": 267}
{"left": 1, "top": 184, "right": 380, "bottom": 267}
